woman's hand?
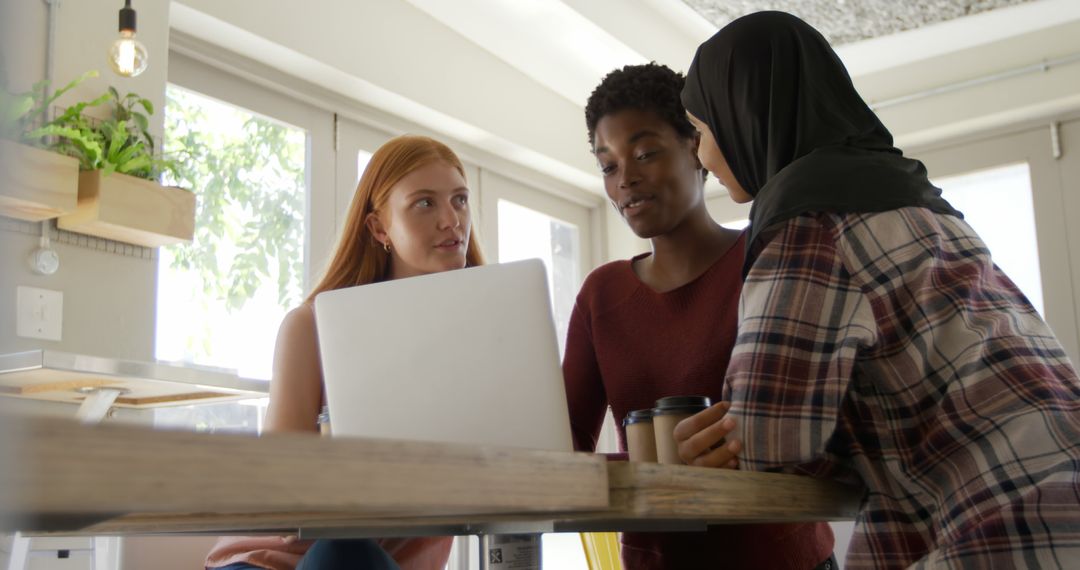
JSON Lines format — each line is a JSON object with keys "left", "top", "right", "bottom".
{"left": 673, "top": 401, "right": 741, "bottom": 468}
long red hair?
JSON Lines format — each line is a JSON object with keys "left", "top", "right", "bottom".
{"left": 307, "top": 135, "right": 485, "bottom": 302}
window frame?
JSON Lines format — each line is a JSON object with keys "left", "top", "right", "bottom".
{"left": 480, "top": 168, "right": 595, "bottom": 281}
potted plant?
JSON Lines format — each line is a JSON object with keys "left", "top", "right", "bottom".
{"left": 0, "top": 72, "right": 94, "bottom": 221}
{"left": 47, "top": 85, "right": 195, "bottom": 247}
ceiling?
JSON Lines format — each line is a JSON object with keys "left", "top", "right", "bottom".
{"left": 682, "top": 0, "right": 1033, "bottom": 45}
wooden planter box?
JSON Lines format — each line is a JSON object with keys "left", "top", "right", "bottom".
{"left": 57, "top": 170, "right": 195, "bottom": 247}
{"left": 0, "top": 139, "right": 80, "bottom": 221}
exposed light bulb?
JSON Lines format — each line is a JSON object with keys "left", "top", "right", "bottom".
{"left": 108, "top": 0, "right": 148, "bottom": 78}
{"left": 109, "top": 30, "right": 148, "bottom": 77}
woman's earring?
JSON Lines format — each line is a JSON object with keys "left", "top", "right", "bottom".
{"left": 383, "top": 240, "right": 391, "bottom": 253}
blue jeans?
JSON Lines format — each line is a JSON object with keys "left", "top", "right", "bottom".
{"left": 210, "top": 539, "right": 400, "bottom": 570}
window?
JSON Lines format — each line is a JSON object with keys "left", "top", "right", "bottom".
{"left": 152, "top": 50, "right": 334, "bottom": 433}
{"left": 154, "top": 398, "right": 267, "bottom": 433}
{"left": 933, "top": 163, "right": 1043, "bottom": 314}
{"left": 155, "top": 84, "right": 307, "bottom": 380}
{"left": 497, "top": 199, "right": 580, "bottom": 356}
{"left": 333, "top": 116, "right": 388, "bottom": 236}
{"left": 542, "top": 534, "right": 590, "bottom": 568}
{"left": 358, "top": 150, "right": 373, "bottom": 184}
{"left": 480, "top": 170, "right": 594, "bottom": 356}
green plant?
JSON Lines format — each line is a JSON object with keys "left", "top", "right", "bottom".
{"left": 49, "top": 91, "right": 176, "bottom": 180}
{"left": 11, "top": 74, "right": 179, "bottom": 181}
{"left": 0, "top": 70, "right": 102, "bottom": 146}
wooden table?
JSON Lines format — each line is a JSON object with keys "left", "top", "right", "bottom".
{"left": 0, "top": 417, "right": 863, "bottom": 538}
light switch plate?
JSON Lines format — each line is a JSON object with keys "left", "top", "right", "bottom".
{"left": 16, "top": 286, "right": 63, "bottom": 341}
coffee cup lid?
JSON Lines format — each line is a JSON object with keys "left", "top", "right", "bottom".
{"left": 652, "top": 395, "right": 711, "bottom": 416}
{"left": 621, "top": 408, "right": 654, "bottom": 426}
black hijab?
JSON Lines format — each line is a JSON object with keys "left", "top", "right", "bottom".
{"left": 681, "top": 11, "right": 960, "bottom": 274}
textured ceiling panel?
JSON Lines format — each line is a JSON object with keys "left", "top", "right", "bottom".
{"left": 681, "top": 0, "right": 1033, "bottom": 45}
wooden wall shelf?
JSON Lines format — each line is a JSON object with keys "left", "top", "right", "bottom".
{"left": 0, "top": 140, "right": 79, "bottom": 222}
{"left": 57, "top": 170, "right": 195, "bottom": 248}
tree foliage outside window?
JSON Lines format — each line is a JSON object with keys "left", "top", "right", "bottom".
{"left": 158, "top": 85, "right": 305, "bottom": 371}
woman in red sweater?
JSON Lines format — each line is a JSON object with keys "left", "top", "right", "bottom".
{"left": 563, "top": 63, "right": 835, "bottom": 569}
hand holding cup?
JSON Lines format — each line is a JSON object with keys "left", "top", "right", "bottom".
{"left": 673, "top": 401, "right": 741, "bottom": 469}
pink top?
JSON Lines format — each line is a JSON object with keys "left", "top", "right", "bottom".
{"left": 205, "top": 535, "right": 453, "bottom": 570}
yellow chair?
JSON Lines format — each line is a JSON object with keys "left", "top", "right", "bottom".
{"left": 580, "top": 532, "right": 623, "bottom": 570}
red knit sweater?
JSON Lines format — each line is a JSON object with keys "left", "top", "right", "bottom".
{"left": 562, "top": 237, "right": 835, "bottom": 569}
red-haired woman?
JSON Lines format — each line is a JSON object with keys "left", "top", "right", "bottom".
{"left": 206, "top": 135, "right": 484, "bottom": 570}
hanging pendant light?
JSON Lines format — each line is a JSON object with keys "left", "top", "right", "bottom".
{"left": 108, "top": 0, "right": 148, "bottom": 77}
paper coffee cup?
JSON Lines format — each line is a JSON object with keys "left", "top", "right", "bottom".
{"left": 652, "top": 396, "right": 711, "bottom": 465}
{"left": 622, "top": 409, "right": 657, "bottom": 462}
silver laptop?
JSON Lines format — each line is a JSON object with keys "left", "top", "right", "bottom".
{"left": 314, "top": 259, "right": 574, "bottom": 452}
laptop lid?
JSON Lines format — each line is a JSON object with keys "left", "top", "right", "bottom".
{"left": 314, "top": 259, "right": 573, "bottom": 452}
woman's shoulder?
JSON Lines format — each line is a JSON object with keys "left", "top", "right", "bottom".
{"left": 278, "top": 302, "right": 318, "bottom": 338}
{"left": 767, "top": 208, "right": 942, "bottom": 253}
{"left": 587, "top": 256, "right": 634, "bottom": 279}
{"left": 286, "top": 301, "right": 316, "bottom": 322}
{"left": 582, "top": 257, "right": 641, "bottom": 292}
{"left": 576, "top": 256, "right": 645, "bottom": 313}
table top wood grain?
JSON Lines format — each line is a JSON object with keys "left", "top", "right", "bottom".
{"left": 2, "top": 417, "right": 862, "bottom": 537}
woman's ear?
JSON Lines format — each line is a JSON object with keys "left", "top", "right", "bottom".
{"left": 690, "top": 133, "right": 704, "bottom": 170}
{"left": 365, "top": 212, "right": 388, "bottom": 246}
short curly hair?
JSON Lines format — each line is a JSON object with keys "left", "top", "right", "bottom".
{"left": 585, "top": 62, "right": 698, "bottom": 148}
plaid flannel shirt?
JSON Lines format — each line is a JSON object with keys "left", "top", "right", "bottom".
{"left": 726, "top": 208, "right": 1080, "bottom": 569}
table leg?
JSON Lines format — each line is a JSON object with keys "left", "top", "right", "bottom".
{"left": 74, "top": 388, "right": 127, "bottom": 424}
{"left": 4, "top": 533, "right": 29, "bottom": 570}
{"left": 478, "top": 533, "right": 541, "bottom": 570}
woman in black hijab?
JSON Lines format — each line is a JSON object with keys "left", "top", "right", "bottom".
{"left": 672, "top": 11, "right": 1080, "bottom": 569}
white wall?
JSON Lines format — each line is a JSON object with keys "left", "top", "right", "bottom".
{"left": 1, "top": 1, "right": 47, "bottom": 93}
{"left": 0, "top": 223, "right": 157, "bottom": 360}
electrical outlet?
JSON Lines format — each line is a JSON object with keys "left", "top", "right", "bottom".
{"left": 16, "top": 286, "right": 63, "bottom": 341}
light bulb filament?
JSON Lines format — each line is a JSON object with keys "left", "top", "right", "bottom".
{"left": 117, "top": 38, "right": 135, "bottom": 75}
